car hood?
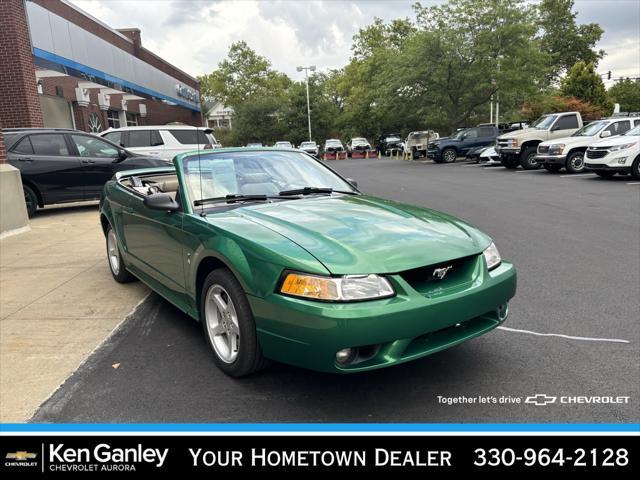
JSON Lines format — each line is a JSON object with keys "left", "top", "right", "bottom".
{"left": 234, "top": 195, "right": 490, "bottom": 274}
{"left": 588, "top": 135, "right": 639, "bottom": 148}
{"left": 539, "top": 136, "right": 588, "bottom": 147}
{"left": 498, "top": 128, "right": 539, "bottom": 140}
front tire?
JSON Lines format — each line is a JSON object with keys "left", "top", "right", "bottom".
{"left": 23, "top": 184, "right": 38, "bottom": 217}
{"left": 631, "top": 156, "right": 640, "bottom": 180}
{"left": 501, "top": 156, "right": 519, "bottom": 169}
{"left": 594, "top": 171, "right": 616, "bottom": 179}
{"left": 106, "top": 226, "right": 136, "bottom": 283}
{"left": 201, "top": 269, "right": 268, "bottom": 377}
{"left": 565, "top": 151, "right": 586, "bottom": 173}
{"left": 442, "top": 148, "right": 457, "bottom": 163}
{"left": 519, "top": 147, "right": 540, "bottom": 170}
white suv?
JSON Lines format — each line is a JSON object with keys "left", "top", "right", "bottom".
{"left": 585, "top": 124, "right": 640, "bottom": 179}
{"left": 536, "top": 117, "right": 639, "bottom": 173}
{"left": 101, "top": 126, "right": 218, "bottom": 161}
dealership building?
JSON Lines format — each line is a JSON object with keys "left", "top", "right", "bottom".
{"left": 0, "top": 0, "right": 203, "bottom": 235}
{"left": 0, "top": 0, "right": 203, "bottom": 134}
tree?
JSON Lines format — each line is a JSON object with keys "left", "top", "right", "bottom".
{"left": 538, "top": 0, "right": 604, "bottom": 76}
{"left": 521, "top": 95, "right": 607, "bottom": 122}
{"left": 608, "top": 78, "right": 640, "bottom": 112}
{"left": 198, "top": 41, "right": 290, "bottom": 107}
{"left": 560, "top": 61, "right": 613, "bottom": 113}
{"left": 397, "top": 0, "right": 550, "bottom": 133}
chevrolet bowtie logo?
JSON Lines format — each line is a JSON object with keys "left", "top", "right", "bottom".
{"left": 6, "top": 451, "right": 37, "bottom": 461}
{"left": 525, "top": 394, "right": 557, "bottom": 406}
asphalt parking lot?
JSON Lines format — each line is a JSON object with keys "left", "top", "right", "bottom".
{"left": 31, "top": 158, "right": 639, "bottom": 424}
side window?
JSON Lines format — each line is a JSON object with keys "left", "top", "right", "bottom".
{"left": 71, "top": 135, "right": 119, "bottom": 158}
{"left": 12, "top": 137, "right": 34, "bottom": 155}
{"left": 103, "top": 131, "right": 122, "bottom": 146}
{"left": 603, "top": 121, "right": 631, "bottom": 136}
{"left": 30, "top": 134, "right": 70, "bottom": 156}
{"left": 464, "top": 128, "right": 479, "bottom": 139}
{"left": 128, "top": 130, "right": 152, "bottom": 148}
{"left": 478, "top": 127, "right": 495, "bottom": 137}
{"left": 150, "top": 130, "right": 164, "bottom": 146}
{"left": 554, "top": 114, "right": 579, "bottom": 130}
{"left": 634, "top": 119, "right": 640, "bottom": 127}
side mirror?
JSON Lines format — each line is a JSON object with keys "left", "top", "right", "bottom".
{"left": 143, "top": 193, "right": 180, "bottom": 212}
{"left": 600, "top": 130, "right": 612, "bottom": 138}
{"left": 117, "top": 149, "right": 128, "bottom": 161}
{"left": 346, "top": 178, "right": 358, "bottom": 188}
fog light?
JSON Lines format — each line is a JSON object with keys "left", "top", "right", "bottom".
{"left": 336, "top": 348, "right": 356, "bottom": 365}
{"left": 617, "top": 157, "right": 627, "bottom": 164}
{"left": 497, "top": 303, "right": 509, "bottom": 321}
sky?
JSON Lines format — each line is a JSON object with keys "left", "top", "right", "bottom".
{"left": 69, "top": 0, "right": 640, "bottom": 87}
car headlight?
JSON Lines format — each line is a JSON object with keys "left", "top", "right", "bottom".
{"left": 548, "top": 144, "right": 565, "bottom": 155}
{"left": 280, "top": 272, "right": 395, "bottom": 301}
{"left": 483, "top": 242, "right": 501, "bottom": 270}
{"left": 609, "top": 142, "right": 636, "bottom": 152}
{"left": 506, "top": 138, "right": 519, "bottom": 147}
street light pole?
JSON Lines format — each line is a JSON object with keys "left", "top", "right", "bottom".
{"left": 297, "top": 65, "right": 315, "bottom": 141}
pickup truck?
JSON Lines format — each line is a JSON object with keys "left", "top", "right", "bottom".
{"left": 427, "top": 125, "right": 500, "bottom": 163}
{"left": 496, "top": 112, "right": 583, "bottom": 169}
{"left": 535, "top": 117, "right": 639, "bottom": 173}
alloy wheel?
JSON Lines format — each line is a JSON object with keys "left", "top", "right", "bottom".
{"left": 107, "top": 229, "right": 120, "bottom": 274}
{"left": 205, "top": 284, "right": 240, "bottom": 363}
{"left": 443, "top": 149, "right": 456, "bottom": 163}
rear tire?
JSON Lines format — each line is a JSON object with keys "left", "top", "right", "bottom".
{"left": 543, "top": 164, "right": 562, "bottom": 172}
{"left": 200, "top": 268, "right": 269, "bottom": 377}
{"left": 22, "top": 184, "right": 38, "bottom": 217}
{"left": 594, "top": 171, "right": 616, "bottom": 179}
{"left": 631, "top": 156, "right": 640, "bottom": 180}
{"left": 565, "top": 151, "right": 586, "bottom": 173}
{"left": 442, "top": 148, "right": 457, "bottom": 163}
{"left": 519, "top": 147, "right": 540, "bottom": 170}
{"left": 106, "top": 225, "right": 136, "bottom": 283}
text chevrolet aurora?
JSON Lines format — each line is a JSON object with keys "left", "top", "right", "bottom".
{"left": 100, "top": 148, "right": 517, "bottom": 376}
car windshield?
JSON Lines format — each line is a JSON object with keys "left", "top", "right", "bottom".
{"left": 452, "top": 129, "right": 467, "bottom": 140}
{"left": 326, "top": 140, "right": 342, "bottom": 146}
{"left": 385, "top": 136, "right": 401, "bottom": 142}
{"left": 300, "top": 142, "right": 315, "bottom": 148}
{"left": 572, "top": 121, "right": 608, "bottom": 136}
{"left": 247, "top": 143, "right": 262, "bottom": 147}
{"left": 352, "top": 138, "right": 368, "bottom": 144}
{"left": 622, "top": 125, "right": 640, "bottom": 136}
{"left": 275, "top": 142, "right": 292, "bottom": 148}
{"left": 532, "top": 115, "right": 558, "bottom": 129}
{"left": 182, "top": 150, "right": 356, "bottom": 205}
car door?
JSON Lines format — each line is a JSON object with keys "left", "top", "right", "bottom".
{"left": 124, "top": 129, "right": 166, "bottom": 158}
{"left": 477, "top": 126, "right": 497, "bottom": 147}
{"left": 12, "top": 133, "right": 84, "bottom": 204}
{"left": 459, "top": 128, "right": 481, "bottom": 154}
{"left": 68, "top": 133, "right": 123, "bottom": 200}
{"left": 121, "top": 188, "right": 187, "bottom": 295}
{"left": 550, "top": 114, "right": 580, "bottom": 139}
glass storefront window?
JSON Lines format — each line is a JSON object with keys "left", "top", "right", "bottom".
{"left": 126, "top": 112, "right": 139, "bottom": 126}
{"left": 107, "top": 110, "right": 120, "bottom": 129}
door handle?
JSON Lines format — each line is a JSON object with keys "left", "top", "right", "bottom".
{"left": 18, "top": 157, "right": 34, "bottom": 162}
{"left": 125, "top": 207, "right": 134, "bottom": 214}
{"left": 81, "top": 159, "right": 96, "bottom": 164}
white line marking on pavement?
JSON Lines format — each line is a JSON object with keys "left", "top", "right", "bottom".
{"left": 559, "top": 173, "right": 596, "bottom": 177}
{"left": 626, "top": 182, "right": 640, "bottom": 185}
{"left": 497, "top": 326, "right": 630, "bottom": 344}
{"left": 515, "top": 169, "right": 545, "bottom": 173}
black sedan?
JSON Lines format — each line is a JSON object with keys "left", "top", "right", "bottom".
{"left": 3, "top": 128, "right": 171, "bottom": 216}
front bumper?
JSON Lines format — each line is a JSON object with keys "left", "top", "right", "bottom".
{"left": 426, "top": 149, "right": 441, "bottom": 159}
{"left": 496, "top": 147, "right": 520, "bottom": 155}
{"left": 250, "top": 259, "right": 516, "bottom": 373}
{"left": 585, "top": 162, "right": 630, "bottom": 173}
{"left": 535, "top": 154, "right": 566, "bottom": 165}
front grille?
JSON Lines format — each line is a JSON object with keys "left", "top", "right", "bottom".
{"left": 586, "top": 149, "right": 609, "bottom": 159}
{"left": 537, "top": 145, "right": 549, "bottom": 154}
{"left": 400, "top": 255, "right": 479, "bottom": 297}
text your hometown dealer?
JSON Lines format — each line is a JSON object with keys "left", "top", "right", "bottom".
{"left": 50, "top": 444, "right": 168, "bottom": 468}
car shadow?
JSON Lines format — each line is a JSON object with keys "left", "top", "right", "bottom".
{"left": 35, "top": 201, "right": 100, "bottom": 218}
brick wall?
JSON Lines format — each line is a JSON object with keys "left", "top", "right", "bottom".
{"left": 0, "top": 0, "right": 44, "bottom": 128}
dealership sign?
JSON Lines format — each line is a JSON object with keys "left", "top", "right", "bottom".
{"left": 175, "top": 84, "right": 199, "bottom": 103}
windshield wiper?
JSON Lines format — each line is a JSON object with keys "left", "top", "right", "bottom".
{"left": 194, "top": 194, "right": 268, "bottom": 206}
{"left": 278, "top": 187, "right": 358, "bottom": 196}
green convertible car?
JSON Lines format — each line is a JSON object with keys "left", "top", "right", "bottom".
{"left": 100, "top": 148, "right": 516, "bottom": 376}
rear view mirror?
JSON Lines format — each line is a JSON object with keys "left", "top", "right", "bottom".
{"left": 143, "top": 193, "right": 180, "bottom": 212}
{"left": 600, "top": 130, "right": 612, "bottom": 138}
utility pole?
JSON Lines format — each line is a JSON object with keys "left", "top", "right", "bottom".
{"left": 297, "top": 65, "right": 316, "bottom": 141}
